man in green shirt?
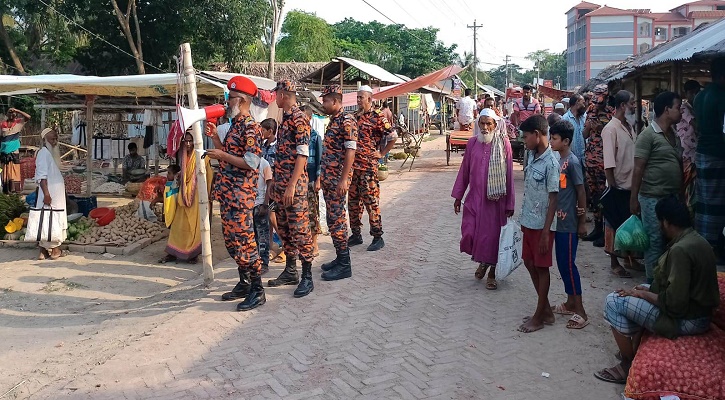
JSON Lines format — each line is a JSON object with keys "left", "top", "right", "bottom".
{"left": 694, "top": 58, "right": 725, "bottom": 263}
{"left": 630, "top": 91, "right": 683, "bottom": 283}
{"left": 595, "top": 197, "right": 720, "bottom": 384}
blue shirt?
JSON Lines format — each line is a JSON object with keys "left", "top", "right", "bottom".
{"left": 562, "top": 110, "right": 587, "bottom": 161}
{"left": 261, "top": 140, "right": 277, "bottom": 168}
{"left": 307, "top": 129, "right": 323, "bottom": 182}
{"left": 520, "top": 146, "right": 560, "bottom": 230}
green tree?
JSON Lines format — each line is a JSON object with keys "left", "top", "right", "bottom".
{"left": 526, "top": 49, "right": 567, "bottom": 88}
{"left": 276, "top": 10, "right": 334, "bottom": 62}
{"left": 56, "top": 0, "right": 268, "bottom": 75}
{"left": 332, "top": 18, "right": 457, "bottom": 77}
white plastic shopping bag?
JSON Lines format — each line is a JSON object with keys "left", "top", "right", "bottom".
{"left": 25, "top": 206, "right": 66, "bottom": 243}
{"left": 496, "top": 218, "right": 523, "bottom": 280}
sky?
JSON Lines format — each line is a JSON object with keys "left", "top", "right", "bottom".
{"left": 284, "top": 0, "right": 691, "bottom": 70}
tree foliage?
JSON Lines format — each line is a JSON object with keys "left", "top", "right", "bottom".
{"left": 332, "top": 18, "right": 457, "bottom": 78}
{"left": 276, "top": 10, "right": 334, "bottom": 63}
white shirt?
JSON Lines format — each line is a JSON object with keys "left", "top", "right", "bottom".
{"left": 255, "top": 158, "right": 273, "bottom": 206}
{"left": 216, "top": 122, "right": 231, "bottom": 144}
{"left": 456, "top": 96, "right": 476, "bottom": 124}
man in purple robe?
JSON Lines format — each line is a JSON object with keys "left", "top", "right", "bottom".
{"left": 452, "top": 108, "right": 516, "bottom": 290}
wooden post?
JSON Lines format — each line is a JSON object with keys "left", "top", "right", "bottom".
{"left": 339, "top": 60, "right": 344, "bottom": 89}
{"left": 635, "top": 77, "right": 643, "bottom": 132}
{"left": 40, "top": 106, "right": 46, "bottom": 130}
{"left": 85, "top": 95, "right": 95, "bottom": 196}
{"left": 180, "top": 42, "right": 214, "bottom": 286}
{"left": 151, "top": 102, "right": 159, "bottom": 176}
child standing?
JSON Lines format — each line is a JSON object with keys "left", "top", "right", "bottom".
{"left": 549, "top": 120, "right": 589, "bottom": 329}
{"left": 518, "top": 114, "right": 559, "bottom": 333}
{"left": 253, "top": 157, "right": 273, "bottom": 275}
{"left": 300, "top": 105, "right": 323, "bottom": 257}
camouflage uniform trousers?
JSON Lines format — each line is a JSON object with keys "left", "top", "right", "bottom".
{"left": 348, "top": 168, "right": 383, "bottom": 237}
{"left": 307, "top": 181, "right": 321, "bottom": 235}
{"left": 220, "top": 201, "right": 261, "bottom": 274}
{"left": 275, "top": 180, "right": 314, "bottom": 262}
{"left": 322, "top": 182, "right": 349, "bottom": 252}
{"left": 253, "top": 205, "right": 270, "bottom": 267}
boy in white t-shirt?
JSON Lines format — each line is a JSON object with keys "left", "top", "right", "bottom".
{"left": 254, "top": 157, "right": 273, "bottom": 274}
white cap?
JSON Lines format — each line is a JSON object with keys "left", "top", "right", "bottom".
{"left": 359, "top": 85, "right": 373, "bottom": 93}
{"left": 561, "top": 97, "right": 570, "bottom": 104}
{"left": 555, "top": 103, "right": 565, "bottom": 110}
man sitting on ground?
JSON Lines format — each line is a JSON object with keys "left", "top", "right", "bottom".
{"left": 594, "top": 197, "right": 720, "bottom": 384}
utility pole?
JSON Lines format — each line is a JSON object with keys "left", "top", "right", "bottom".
{"left": 504, "top": 55, "right": 511, "bottom": 90}
{"left": 467, "top": 20, "right": 483, "bottom": 98}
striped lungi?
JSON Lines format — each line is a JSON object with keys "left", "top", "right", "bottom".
{"left": 695, "top": 152, "right": 725, "bottom": 246}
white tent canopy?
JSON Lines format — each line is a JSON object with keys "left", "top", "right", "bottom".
{"left": 0, "top": 72, "right": 276, "bottom": 99}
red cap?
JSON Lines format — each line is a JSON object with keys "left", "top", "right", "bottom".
{"left": 227, "top": 76, "right": 258, "bottom": 97}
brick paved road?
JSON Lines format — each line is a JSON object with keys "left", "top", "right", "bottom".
{"left": 1, "top": 137, "right": 630, "bottom": 399}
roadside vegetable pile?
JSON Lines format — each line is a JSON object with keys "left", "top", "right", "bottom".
{"left": 1, "top": 194, "right": 28, "bottom": 237}
{"left": 73, "top": 202, "right": 164, "bottom": 245}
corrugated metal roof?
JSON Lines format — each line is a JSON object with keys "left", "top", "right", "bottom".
{"left": 333, "top": 57, "right": 406, "bottom": 84}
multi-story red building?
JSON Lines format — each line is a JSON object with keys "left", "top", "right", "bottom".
{"left": 566, "top": 0, "right": 725, "bottom": 89}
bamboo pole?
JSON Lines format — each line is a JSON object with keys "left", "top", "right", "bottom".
{"left": 180, "top": 43, "right": 214, "bottom": 286}
{"left": 85, "top": 95, "right": 95, "bottom": 197}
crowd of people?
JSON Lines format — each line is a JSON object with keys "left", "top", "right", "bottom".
{"left": 198, "top": 77, "right": 396, "bottom": 311}
{"left": 451, "top": 58, "right": 724, "bottom": 384}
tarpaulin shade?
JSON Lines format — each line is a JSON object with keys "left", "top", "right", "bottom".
{"left": 537, "top": 85, "right": 575, "bottom": 101}
{"left": 373, "top": 65, "right": 465, "bottom": 100}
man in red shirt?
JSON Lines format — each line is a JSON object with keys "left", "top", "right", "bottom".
{"left": 511, "top": 85, "right": 541, "bottom": 127}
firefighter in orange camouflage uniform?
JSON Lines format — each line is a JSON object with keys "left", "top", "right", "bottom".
{"left": 205, "top": 76, "right": 266, "bottom": 312}
{"left": 267, "top": 80, "right": 315, "bottom": 298}
{"left": 318, "top": 85, "right": 358, "bottom": 281}
{"left": 350, "top": 85, "right": 398, "bottom": 251}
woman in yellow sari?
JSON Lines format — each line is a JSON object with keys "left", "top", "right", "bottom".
{"left": 160, "top": 132, "right": 212, "bottom": 263}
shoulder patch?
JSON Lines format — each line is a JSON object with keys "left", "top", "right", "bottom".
{"left": 384, "top": 122, "right": 391, "bottom": 130}
{"left": 246, "top": 137, "right": 255, "bottom": 147}
{"left": 297, "top": 125, "right": 305, "bottom": 133}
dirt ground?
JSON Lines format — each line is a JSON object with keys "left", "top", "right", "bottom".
{"left": 0, "top": 134, "right": 640, "bottom": 399}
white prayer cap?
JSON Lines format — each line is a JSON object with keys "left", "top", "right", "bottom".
{"left": 555, "top": 103, "right": 565, "bottom": 110}
{"left": 40, "top": 127, "right": 54, "bottom": 139}
{"left": 358, "top": 85, "right": 373, "bottom": 93}
{"left": 561, "top": 97, "right": 570, "bottom": 104}
{"left": 479, "top": 108, "right": 499, "bottom": 120}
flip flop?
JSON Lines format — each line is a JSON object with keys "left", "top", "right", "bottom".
{"left": 566, "top": 314, "right": 589, "bottom": 329}
{"left": 522, "top": 315, "right": 555, "bottom": 325}
{"left": 593, "top": 364, "right": 629, "bottom": 384}
{"left": 551, "top": 303, "right": 575, "bottom": 316}
{"left": 475, "top": 264, "right": 488, "bottom": 280}
{"left": 486, "top": 278, "right": 498, "bottom": 290}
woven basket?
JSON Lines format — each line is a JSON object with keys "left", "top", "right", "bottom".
{"left": 125, "top": 182, "right": 142, "bottom": 195}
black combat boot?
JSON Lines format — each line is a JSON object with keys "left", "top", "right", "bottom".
{"left": 348, "top": 233, "right": 363, "bottom": 247}
{"left": 221, "top": 268, "right": 250, "bottom": 301}
{"left": 293, "top": 261, "right": 314, "bottom": 298}
{"left": 236, "top": 272, "right": 265, "bottom": 311}
{"left": 321, "top": 249, "right": 352, "bottom": 281}
{"left": 320, "top": 254, "right": 339, "bottom": 272}
{"left": 367, "top": 236, "right": 385, "bottom": 251}
{"left": 267, "top": 256, "right": 299, "bottom": 287}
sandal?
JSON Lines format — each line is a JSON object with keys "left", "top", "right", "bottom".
{"left": 551, "top": 303, "right": 575, "bottom": 316}
{"left": 38, "top": 248, "right": 49, "bottom": 260}
{"left": 566, "top": 314, "right": 589, "bottom": 329}
{"left": 49, "top": 248, "right": 63, "bottom": 260}
{"left": 475, "top": 263, "right": 488, "bottom": 280}
{"left": 611, "top": 266, "right": 633, "bottom": 278}
{"left": 593, "top": 363, "right": 630, "bottom": 384}
{"left": 486, "top": 278, "right": 498, "bottom": 290}
{"left": 158, "top": 255, "right": 176, "bottom": 264}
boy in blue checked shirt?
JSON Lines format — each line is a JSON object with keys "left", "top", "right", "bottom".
{"left": 549, "top": 120, "right": 589, "bottom": 330}
{"left": 518, "top": 115, "right": 559, "bottom": 333}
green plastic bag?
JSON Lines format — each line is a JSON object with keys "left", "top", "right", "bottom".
{"left": 615, "top": 215, "right": 650, "bottom": 253}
